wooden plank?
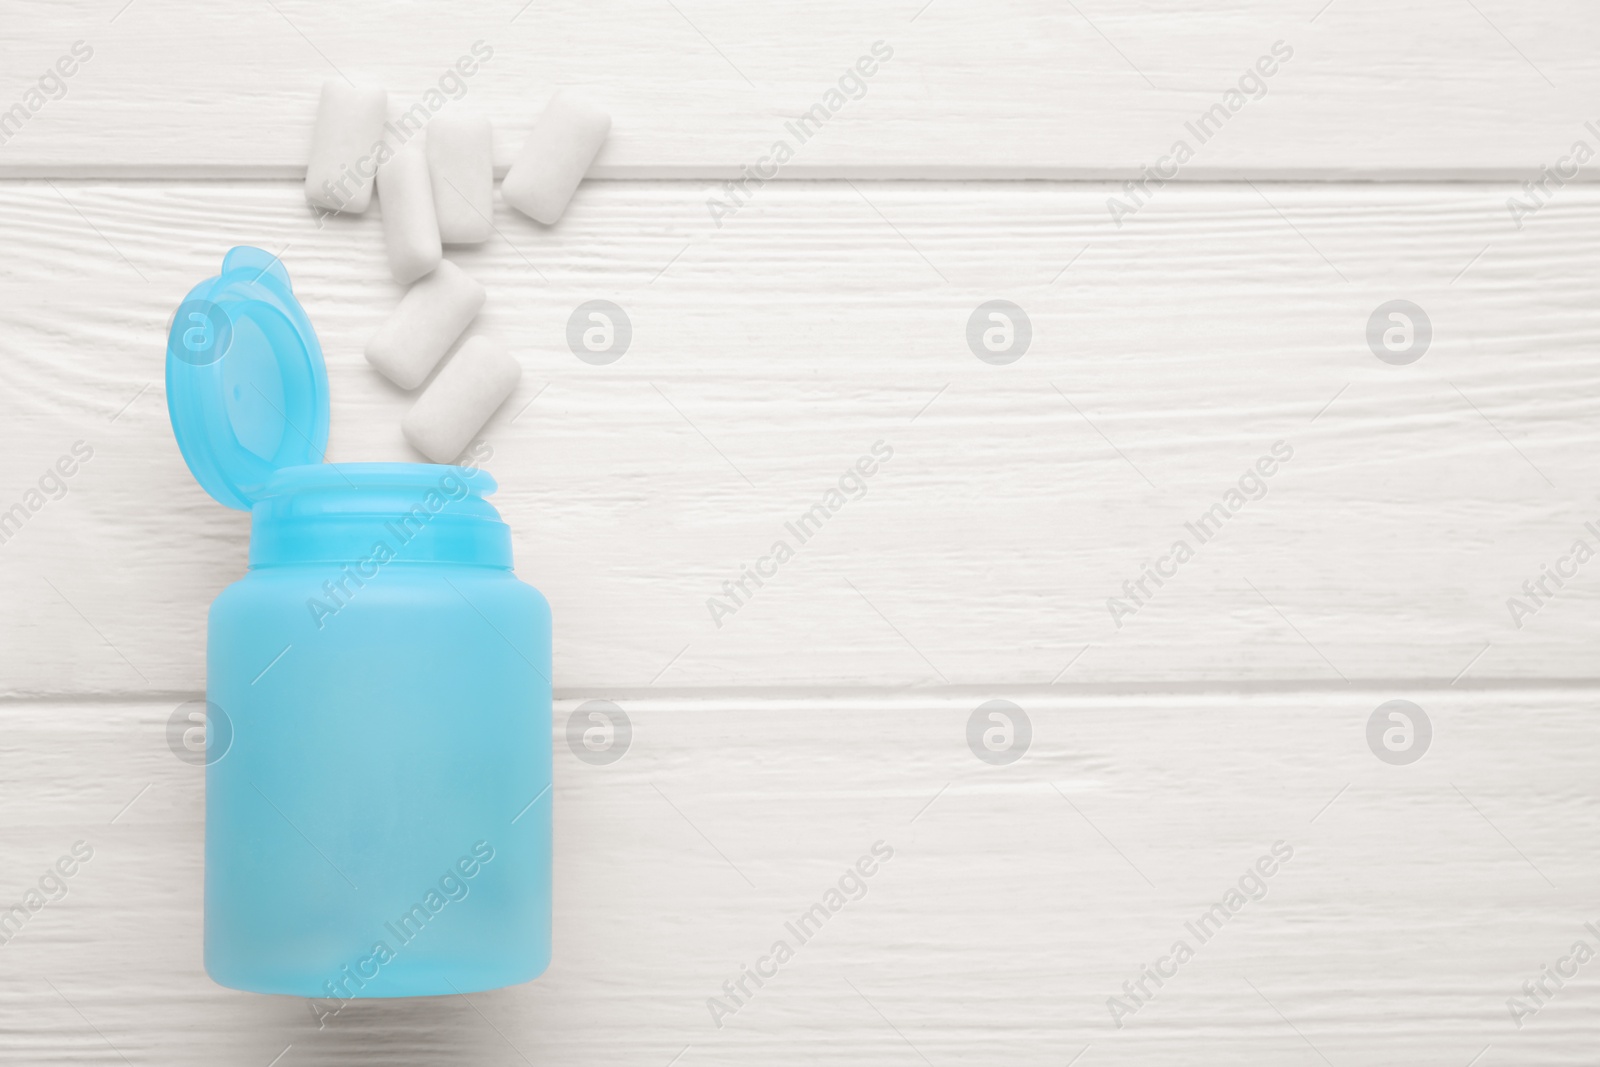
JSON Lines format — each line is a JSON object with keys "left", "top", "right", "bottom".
{"left": 0, "top": 0, "right": 1597, "bottom": 178}
{"left": 0, "top": 179, "right": 1597, "bottom": 696}
{"left": 0, "top": 690, "right": 1595, "bottom": 1064}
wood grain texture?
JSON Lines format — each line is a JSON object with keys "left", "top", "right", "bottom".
{"left": 3, "top": 5, "right": 1596, "bottom": 1063}
{"left": 0, "top": 690, "right": 1595, "bottom": 1065}
{"left": 0, "top": 0, "right": 1598, "bottom": 178}
{"left": 2, "top": 179, "right": 1598, "bottom": 696}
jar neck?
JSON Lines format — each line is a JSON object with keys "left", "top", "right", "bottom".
{"left": 247, "top": 463, "right": 513, "bottom": 569}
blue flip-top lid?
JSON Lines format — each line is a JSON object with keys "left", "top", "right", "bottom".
{"left": 165, "top": 246, "right": 330, "bottom": 510}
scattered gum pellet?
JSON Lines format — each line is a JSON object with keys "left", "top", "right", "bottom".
{"left": 502, "top": 91, "right": 611, "bottom": 225}
{"left": 305, "top": 79, "right": 388, "bottom": 214}
{"left": 377, "top": 134, "right": 442, "bottom": 284}
{"left": 427, "top": 112, "right": 495, "bottom": 245}
{"left": 365, "top": 260, "right": 486, "bottom": 390}
{"left": 402, "top": 336, "right": 522, "bottom": 463}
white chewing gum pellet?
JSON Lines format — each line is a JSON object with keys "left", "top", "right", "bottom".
{"left": 402, "top": 337, "right": 522, "bottom": 463}
{"left": 306, "top": 80, "right": 388, "bottom": 214}
{"left": 377, "top": 135, "right": 442, "bottom": 284}
{"left": 366, "top": 260, "right": 486, "bottom": 390}
{"left": 502, "top": 91, "right": 611, "bottom": 225}
{"left": 427, "top": 112, "right": 494, "bottom": 245}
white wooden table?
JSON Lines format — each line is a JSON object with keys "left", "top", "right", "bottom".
{"left": 2, "top": 3, "right": 1598, "bottom": 1064}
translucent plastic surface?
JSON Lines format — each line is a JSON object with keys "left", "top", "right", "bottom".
{"left": 204, "top": 465, "right": 552, "bottom": 998}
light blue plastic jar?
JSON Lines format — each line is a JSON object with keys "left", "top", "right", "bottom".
{"left": 166, "top": 247, "right": 551, "bottom": 999}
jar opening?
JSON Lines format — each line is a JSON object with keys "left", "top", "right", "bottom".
{"left": 248, "top": 463, "right": 513, "bottom": 568}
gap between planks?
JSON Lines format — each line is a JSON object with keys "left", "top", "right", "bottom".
{"left": 8, "top": 679, "right": 1600, "bottom": 708}
{"left": 0, "top": 169, "right": 1593, "bottom": 182}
